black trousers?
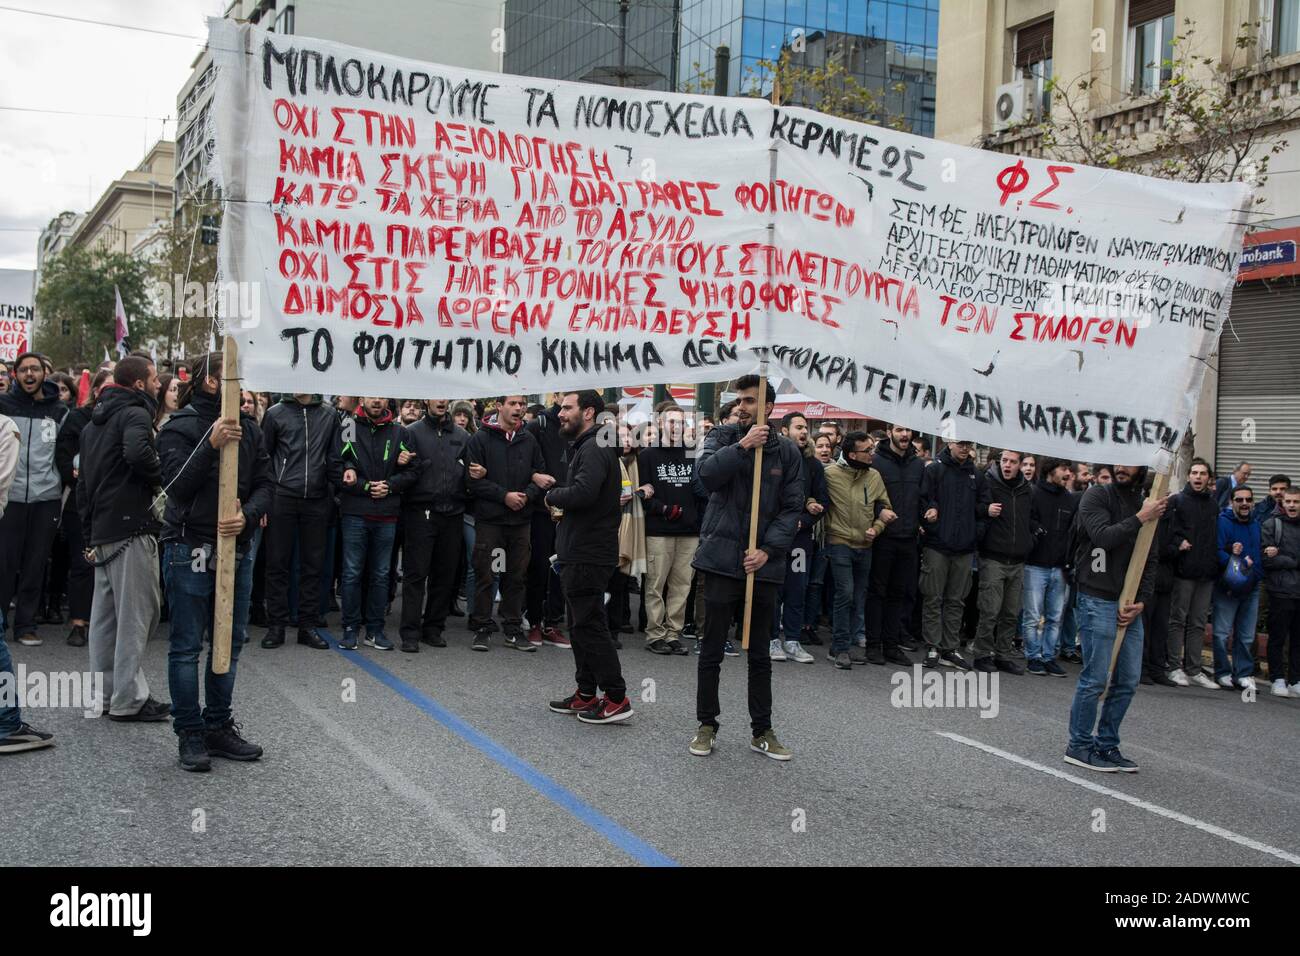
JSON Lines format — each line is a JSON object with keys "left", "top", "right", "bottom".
{"left": 1142, "top": 585, "right": 1172, "bottom": 677}
{"left": 400, "top": 507, "right": 464, "bottom": 643}
{"left": 266, "top": 494, "right": 330, "bottom": 629}
{"left": 0, "top": 499, "right": 62, "bottom": 635}
{"left": 471, "top": 521, "right": 530, "bottom": 634}
{"left": 866, "top": 535, "right": 918, "bottom": 651}
{"left": 526, "top": 510, "right": 564, "bottom": 629}
{"left": 1267, "top": 594, "right": 1300, "bottom": 685}
{"left": 696, "top": 571, "right": 775, "bottom": 736}
{"left": 62, "top": 499, "right": 93, "bottom": 621}
{"left": 559, "top": 562, "right": 626, "bottom": 700}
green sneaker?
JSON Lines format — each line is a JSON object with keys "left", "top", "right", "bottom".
{"left": 689, "top": 724, "right": 716, "bottom": 756}
{"left": 750, "top": 729, "right": 792, "bottom": 761}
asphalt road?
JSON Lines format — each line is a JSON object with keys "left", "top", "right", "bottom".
{"left": 4, "top": 603, "right": 1298, "bottom": 867}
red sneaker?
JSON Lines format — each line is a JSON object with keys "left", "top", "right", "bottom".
{"left": 542, "top": 626, "right": 570, "bottom": 648}
{"left": 526, "top": 626, "right": 544, "bottom": 648}
{"left": 548, "top": 689, "right": 595, "bottom": 715}
{"left": 576, "top": 695, "right": 633, "bottom": 724}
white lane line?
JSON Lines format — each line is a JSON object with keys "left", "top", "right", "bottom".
{"left": 936, "top": 731, "right": 1300, "bottom": 866}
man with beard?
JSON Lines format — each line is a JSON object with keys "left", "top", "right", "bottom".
{"left": 769, "top": 412, "right": 827, "bottom": 664}
{"left": 972, "top": 449, "right": 1034, "bottom": 676}
{"left": 544, "top": 391, "right": 629, "bottom": 722}
{"left": 1165, "top": 459, "right": 1221, "bottom": 689}
{"left": 1065, "top": 465, "right": 1167, "bottom": 773}
{"left": 398, "top": 399, "right": 469, "bottom": 652}
{"left": 688, "top": 374, "right": 803, "bottom": 760}
{"left": 77, "top": 355, "right": 169, "bottom": 721}
{"left": 866, "top": 425, "right": 924, "bottom": 666}
{"left": 918, "top": 439, "right": 980, "bottom": 671}
{"left": 1020, "top": 458, "right": 1077, "bottom": 677}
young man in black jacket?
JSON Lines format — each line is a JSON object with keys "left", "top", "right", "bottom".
{"left": 466, "top": 395, "right": 550, "bottom": 652}
{"left": 524, "top": 395, "right": 569, "bottom": 648}
{"left": 688, "top": 374, "right": 804, "bottom": 761}
{"left": 77, "top": 356, "right": 169, "bottom": 721}
{"left": 1020, "top": 457, "right": 1077, "bottom": 677}
{"left": 399, "top": 399, "right": 469, "bottom": 652}
{"left": 333, "top": 396, "right": 419, "bottom": 652}
{"left": 768, "top": 412, "right": 827, "bottom": 664}
{"left": 972, "top": 449, "right": 1033, "bottom": 675}
{"left": 158, "top": 353, "right": 273, "bottom": 773}
{"left": 638, "top": 404, "right": 701, "bottom": 657}
{"left": 1064, "top": 464, "right": 1167, "bottom": 773}
{"left": 1164, "top": 459, "right": 1221, "bottom": 689}
{"left": 918, "top": 439, "right": 979, "bottom": 670}
{"left": 866, "top": 424, "right": 923, "bottom": 666}
{"left": 545, "top": 390, "right": 630, "bottom": 723}
{"left": 259, "top": 394, "right": 340, "bottom": 650}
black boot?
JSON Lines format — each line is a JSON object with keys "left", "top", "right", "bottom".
{"left": 261, "top": 626, "right": 285, "bottom": 649}
{"left": 178, "top": 730, "right": 211, "bottom": 772}
{"left": 204, "top": 720, "right": 263, "bottom": 761}
{"left": 297, "top": 627, "right": 329, "bottom": 649}
{"left": 66, "top": 623, "right": 88, "bottom": 647}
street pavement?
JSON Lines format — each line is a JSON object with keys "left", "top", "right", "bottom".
{"left": 3, "top": 604, "right": 1298, "bottom": 867}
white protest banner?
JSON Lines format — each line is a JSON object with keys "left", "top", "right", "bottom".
{"left": 0, "top": 269, "right": 35, "bottom": 362}
{"left": 209, "top": 20, "right": 1248, "bottom": 467}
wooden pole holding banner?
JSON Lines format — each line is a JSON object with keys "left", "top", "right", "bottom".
{"left": 740, "top": 71, "right": 782, "bottom": 652}
{"left": 1094, "top": 471, "right": 1169, "bottom": 719}
{"left": 212, "top": 335, "right": 240, "bottom": 675}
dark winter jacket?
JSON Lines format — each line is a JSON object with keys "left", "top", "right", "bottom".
{"left": 261, "top": 397, "right": 341, "bottom": 499}
{"left": 1262, "top": 511, "right": 1300, "bottom": 599}
{"left": 547, "top": 425, "right": 620, "bottom": 566}
{"left": 402, "top": 411, "right": 470, "bottom": 514}
{"left": 0, "top": 380, "right": 68, "bottom": 503}
{"left": 1026, "top": 478, "right": 1078, "bottom": 569}
{"left": 466, "top": 414, "right": 546, "bottom": 526}
{"left": 1216, "top": 506, "right": 1263, "bottom": 596}
{"left": 873, "top": 439, "right": 925, "bottom": 539}
{"left": 55, "top": 405, "right": 91, "bottom": 492}
{"left": 75, "top": 384, "right": 162, "bottom": 547}
{"left": 691, "top": 422, "right": 804, "bottom": 585}
{"left": 158, "top": 389, "right": 273, "bottom": 547}
{"left": 1072, "top": 475, "right": 1158, "bottom": 605}
{"left": 793, "top": 446, "right": 830, "bottom": 538}
{"left": 637, "top": 445, "right": 702, "bottom": 536}
{"left": 524, "top": 403, "right": 568, "bottom": 479}
{"left": 919, "top": 448, "right": 980, "bottom": 555}
{"left": 978, "top": 463, "right": 1034, "bottom": 561}
{"left": 333, "top": 406, "right": 419, "bottom": 519}
{"left": 1168, "top": 483, "right": 1220, "bottom": 581}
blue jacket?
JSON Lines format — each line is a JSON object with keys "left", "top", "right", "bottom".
{"left": 1216, "top": 507, "right": 1263, "bottom": 595}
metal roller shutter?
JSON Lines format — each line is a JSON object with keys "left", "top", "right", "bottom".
{"left": 1215, "top": 278, "right": 1300, "bottom": 483}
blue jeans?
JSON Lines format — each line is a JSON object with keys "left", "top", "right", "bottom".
{"left": 771, "top": 533, "right": 810, "bottom": 644}
{"left": 341, "top": 516, "right": 396, "bottom": 634}
{"left": 1067, "top": 592, "right": 1145, "bottom": 753}
{"left": 825, "top": 544, "right": 872, "bottom": 655}
{"left": 1021, "top": 565, "right": 1067, "bottom": 662}
{"left": 1059, "top": 583, "right": 1078, "bottom": 654}
{"left": 0, "top": 606, "right": 19, "bottom": 734}
{"left": 463, "top": 516, "right": 476, "bottom": 609}
{"left": 803, "top": 542, "right": 829, "bottom": 630}
{"left": 163, "top": 539, "right": 254, "bottom": 734}
{"left": 1212, "top": 588, "right": 1260, "bottom": 682}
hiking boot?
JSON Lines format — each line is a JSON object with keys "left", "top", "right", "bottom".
{"left": 750, "top": 729, "right": 792, "bottom": 761}
{"left": 689, "top": 724, "right": 716, "bottom": 756}
{"left": 177, "top": 730, "right": 210, "bottom": 772}
{"left": 261, "top": 626, "right": 285, "bottom": 649}
{"left": 204, "top": 720, "right": 263, "bottom": 761}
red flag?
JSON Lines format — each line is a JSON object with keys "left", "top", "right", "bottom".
{"left": 177, "top": 367, "right": 188, "bottom": 382}
{"left": 76, "top": 369, "right": 91, "bottom": 406}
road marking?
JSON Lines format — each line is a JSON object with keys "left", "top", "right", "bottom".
{"left": 334, "top": 645, "right": 678, "bottom": 867}
{"left": 936, "top": 731, "right": 1300, "bottom": 866}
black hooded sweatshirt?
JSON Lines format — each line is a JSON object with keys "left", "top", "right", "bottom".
{"left": 873, "top": 439, "right": 925, "bottom": 539}
{"left": 76, "top": 384, "right": 162, "bottom": 546}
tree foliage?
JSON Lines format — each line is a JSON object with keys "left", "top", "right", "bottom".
{"left": 34, "top": 244, "right": 152, "bottom": 370}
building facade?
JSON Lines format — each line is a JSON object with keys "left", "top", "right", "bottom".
{"left": 505, "top": 0, "right": 939, "bottom": 134}
{"left": 67, "top": 141, "right": 175, "bottom": 257}
{"left": 935, "top": 0, "right": 1300, "bottom": 480}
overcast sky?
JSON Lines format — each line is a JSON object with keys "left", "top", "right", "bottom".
{"left": 0, "top": 0, "right": 227, "bottom": 271}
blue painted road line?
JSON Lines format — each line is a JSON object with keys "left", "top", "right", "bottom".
{"left": 331, "top": 642, "right": 678, "bottom": 867}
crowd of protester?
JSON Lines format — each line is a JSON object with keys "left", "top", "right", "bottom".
{"left": 1, "top": 350, "right": 1296, "bottom": 772}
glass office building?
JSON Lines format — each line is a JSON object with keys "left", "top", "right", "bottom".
{"left": 505, "top": 0, "right": 938, "bottom": 135}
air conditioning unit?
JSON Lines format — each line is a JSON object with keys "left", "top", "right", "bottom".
{"left": 993, "top": 79, "right": 1037, "bottom": 132}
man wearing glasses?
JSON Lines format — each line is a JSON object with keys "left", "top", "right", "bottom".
{"left": 1212, "top": 486, "right": 1265, "bottom": 692}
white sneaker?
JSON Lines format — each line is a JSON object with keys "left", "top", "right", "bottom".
{"left": 1216, "top": 675, "right": 1236, "bottom": 690}
{"left": 784, "top": 640, "right": 814, "bottom": 664}
{"left": 769, "top": 639, "right": 788, "bottom": 662}
{"left": 1240, "top": 676, "right": 1257, "bottom": 694}
{"left": 1191, "top": 673, "right": 1218, "bottom": 690}
{"left": 17, "top": 633, "right": 41, "bottom": 647}
{"left": 1168, "top": 668, "right": 1190, "bottom": 686}
{"left": 1271, "top": 679, "right": 1290, "bottom": 698}
{"left": 1289, "top": 681, "right": 1300, "bottom": 697}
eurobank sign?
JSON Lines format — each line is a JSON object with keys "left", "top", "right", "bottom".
{"left": 1239, "top": 227, "right": 1300, "bottom": 279}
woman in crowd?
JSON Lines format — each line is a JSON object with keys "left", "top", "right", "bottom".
{"left": 155, "top": 374, "right": 179, "bottom": 430}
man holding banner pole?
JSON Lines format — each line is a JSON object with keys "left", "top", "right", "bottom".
{"left": 688, "top": 375, "right": 803, "bottom": 761}
{"left": 1064, "top": 465, "right": 1169, "bottom": 774}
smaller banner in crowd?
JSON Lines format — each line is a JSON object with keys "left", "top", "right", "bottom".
{"left": 0, "top": 269, "right": 34, "bottom": 362}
